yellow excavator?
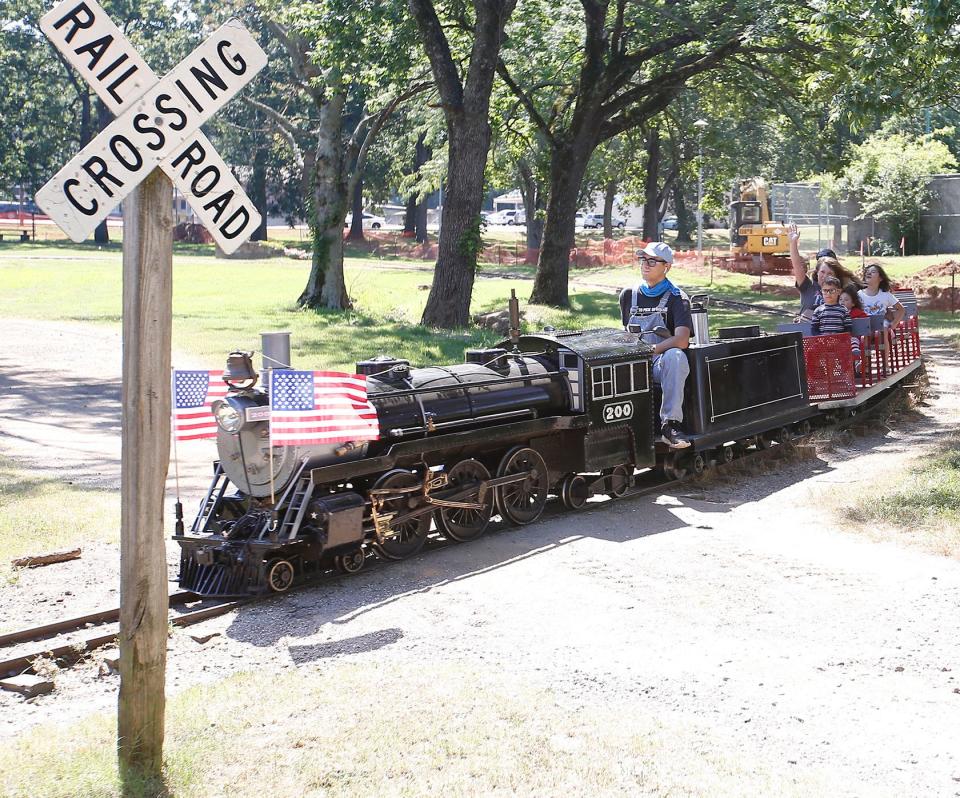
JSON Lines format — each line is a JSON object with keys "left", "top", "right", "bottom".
{"left": 728, "top": 177, "right": 791, "bottom": 272}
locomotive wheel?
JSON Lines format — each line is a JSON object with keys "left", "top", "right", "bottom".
{"left": 719, "top": 445, "right": 735, "bottom": 465}
{"left": 371, "top": 470, "right": 430, "bottom": 560}
{"left": 665, "top": 453, "right": 688, "bottom": 480}
{"left": 755, "top": 433, "right": 773, "bottom": 450}
{"left": 335, "top": 549, "right": 366, "bottom": 574}
{"left": 495, "top": 447, "right": 549, "bottom": 525}
{"left": 777, "top": 426, "right": 793, "bottom": 447}
{"left": 435, "top": 459, "right": 493, "bottom": 542}
{"left": 560, "top": 473, "right": 589, "bottom": 510}
{"left": 691, "top": 453, "right": 707, "bottom": 477}
{"left": 605, "top": 464, "right": 631, "bottom": 498}
{"left": 266, "top": 559, "right": 295, "bottom": 593}
{"left": 797, "top": 419, "right": 812, "bottom": 437}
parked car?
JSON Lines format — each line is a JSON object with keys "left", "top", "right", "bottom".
{"left": 660, "top": 216, "right": 679, "bottom": 230}
{"left": 344, "top": 212, "right": 385, "bottom": 230}
{"left": 582, "top": 213, "right": 625, "bottom": 229}
{"left": 487, "top": 209, "right": 522, "bottom": 225}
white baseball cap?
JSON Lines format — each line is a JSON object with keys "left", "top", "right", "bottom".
{"left": 636, "top": 241, "right": 674, "bottom": 265}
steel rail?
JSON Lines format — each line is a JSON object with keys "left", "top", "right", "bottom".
{"left": 0, "top": 591, "right": 198, "bottom": 648}
{"left": 0, "top": 597, "right": 248, "bottom": 679}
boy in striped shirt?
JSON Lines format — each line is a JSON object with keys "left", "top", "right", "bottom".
{"left": 811, "top": 276, "right": 851, "bottom": 336}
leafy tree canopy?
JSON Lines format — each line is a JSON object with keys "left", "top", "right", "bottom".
{"left": 821, "top": 130, "right": 957, "bottom": 243}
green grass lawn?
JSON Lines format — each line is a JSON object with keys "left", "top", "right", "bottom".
{"left": 0, "top": 242, "right": 794, "bottom": 369}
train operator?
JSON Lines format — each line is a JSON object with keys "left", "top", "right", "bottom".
{"left": 619, "top": 242, "right": 691, "bottom": 449}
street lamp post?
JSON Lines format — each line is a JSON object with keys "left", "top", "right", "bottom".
{"left": 694, "top": 119, "right": 708, "bottom": 258}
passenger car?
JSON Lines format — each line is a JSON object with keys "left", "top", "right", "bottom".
{"left": 582, "top": 213, "right": 626, "bottom": 229}
{"left": 344, "top": 212, "right": 385, "bottom": 230}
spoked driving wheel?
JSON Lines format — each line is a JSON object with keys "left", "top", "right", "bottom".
{"left": 435, "top": 459, "right": 493, "bottom": 542}
{"left": 495, "top": 446, "right": 549, "bottom": 525}
{"left": 371, "top": 469, "right": 430, "bottom": 560}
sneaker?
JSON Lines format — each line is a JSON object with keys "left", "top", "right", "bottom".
{"left": 660, "top": 420, "right": 690, "bottom": 449}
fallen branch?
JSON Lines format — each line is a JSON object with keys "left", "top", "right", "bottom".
{"left": 11, "top": 548, "right": 82, "bottom": 568}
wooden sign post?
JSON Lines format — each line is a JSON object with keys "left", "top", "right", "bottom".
{"left": 35, "top": 0, "right": 267, "bottom": 777}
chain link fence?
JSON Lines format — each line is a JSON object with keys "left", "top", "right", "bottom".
{"left": 769, "top": 182, "right": 851, "bottom": 253}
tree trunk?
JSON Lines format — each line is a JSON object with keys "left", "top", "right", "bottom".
{"left": 415, "top": 137, "right": 431, "bottom": 243}
{"left": 298, "top": 93, "right": 350, "bottom": 310}
{"left": 420, "top": 116, "right": 490, "bottom": 328}
{"left": 94, "top": 98, "right": 110, "bottom": 244}
{"left": 675, "top": 181, "right": 693, "bottom": 244}
{"left": 403, "top": 194, "right": 417, "bottom": 236}
{"left": 346, "top": 176, "right": 364, "bottom": 241}
{"left": 518, "top": 159, "right": 543, "bottom": 250}
{"left": 642, "top": 129, "right": 661, "bottom": 240}
{"left": 416, "top": 197, "right": 429, "bottom": 243}
{"left": 410, "top": 0, "right": 516, "bottom": 328}
{"left": 603, "top": 180, "right": 616, "bottom": 239}
{"left": 249, "top": 146, "right": 268, "bottom": 241}
{"left": 404, "top": 133, "right": 429, "bottom": 238}
{"left": 531, "top": 142, "right": 591, "bottom": 307}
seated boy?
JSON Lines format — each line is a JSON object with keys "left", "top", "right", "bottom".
{"left": 619, "top": 242, "right": 692, "bottom": 448}
{"left": 810, "top": 276, "right": 852, "bottom": 337}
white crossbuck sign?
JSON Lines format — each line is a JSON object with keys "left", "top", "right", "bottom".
{"left": 35, "top": 1, "right": 268, "bottom": 253}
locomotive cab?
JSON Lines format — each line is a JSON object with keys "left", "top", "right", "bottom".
{"left": 502, "top": 329, "right": 658, "bottom": 471}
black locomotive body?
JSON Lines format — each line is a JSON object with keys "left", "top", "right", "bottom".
{"left": 172, "top": 322, "right": 840, "bottom": 596}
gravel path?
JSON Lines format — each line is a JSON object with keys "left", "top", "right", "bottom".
{"left": 1, "top": 318, "right": 959, "bottom": 795}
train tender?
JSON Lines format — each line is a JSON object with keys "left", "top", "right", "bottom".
{"left": 174, "top": 293, "right": 921, "bottom": 597}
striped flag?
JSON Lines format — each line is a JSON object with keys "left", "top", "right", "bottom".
{"left": 269, "top": 370, "right": 379, "bottom": 446}
{"left": 172, "top": 370, "right": 227, "bottom": 440}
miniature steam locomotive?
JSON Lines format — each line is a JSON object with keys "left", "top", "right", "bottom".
{"left": 174, "top": 293, "right": 919, "bottom": 597}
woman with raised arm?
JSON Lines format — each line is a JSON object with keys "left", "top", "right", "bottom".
{"left": 788, "top": 224, "right": 861, "bottom": 320}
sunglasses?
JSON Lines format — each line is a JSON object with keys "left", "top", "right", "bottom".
{"left": 640, "top": 256, "right": 668, "bottom": 265}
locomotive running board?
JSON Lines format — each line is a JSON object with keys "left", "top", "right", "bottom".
{"left": 309, "top": 415, "right": 588, "bottom": 485}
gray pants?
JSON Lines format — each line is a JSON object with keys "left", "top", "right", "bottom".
{"left": 652, "top": 348, "right": 689, "bottom": 423}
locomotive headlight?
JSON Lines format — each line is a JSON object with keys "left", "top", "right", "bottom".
{"left": 212, "top": 399, "right": 243, "bottom": 433}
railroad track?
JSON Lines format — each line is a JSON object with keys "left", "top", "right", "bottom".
{"left": 1, "top": 372, "right": 918, "bottom": 686}
{"left": 0, "top": 592, "right": 250, "bottom": 680}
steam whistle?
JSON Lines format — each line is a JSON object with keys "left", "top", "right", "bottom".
{"left": 509, "top": 289, "right": 521, "bottom": 350}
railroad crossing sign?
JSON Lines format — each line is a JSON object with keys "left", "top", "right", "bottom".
{"left": 36, "top": 1, "right": 268, "bottom": 253}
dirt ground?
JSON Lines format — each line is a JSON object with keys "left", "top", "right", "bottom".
{"left": 1, "top": 318, "right": 960, "bottom": 795}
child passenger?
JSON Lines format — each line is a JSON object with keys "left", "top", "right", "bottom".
{"left": 810, "top": 277, "right": 852, "bottom": 336}
{"left": 839, "top": 285, "right": 866, "bottom": 374}
{"left": 859, "top": 263, "right": 905, "bottom": 376}
{"left": 859, "top": 263, "right": 905, "bottom": 327}
{"left": 840, "top": 285, "right": 868, "bottom": 318}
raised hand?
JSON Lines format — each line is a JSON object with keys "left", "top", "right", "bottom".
{"left": 788, "top": 222, "right": 800, "bottom": 242}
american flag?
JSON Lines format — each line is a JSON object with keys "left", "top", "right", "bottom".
{"left": 172, "top": 370, "right": 227, "bottom": 441}
{"left": 269, "top": 370, "right": 379, "bottom": 446}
